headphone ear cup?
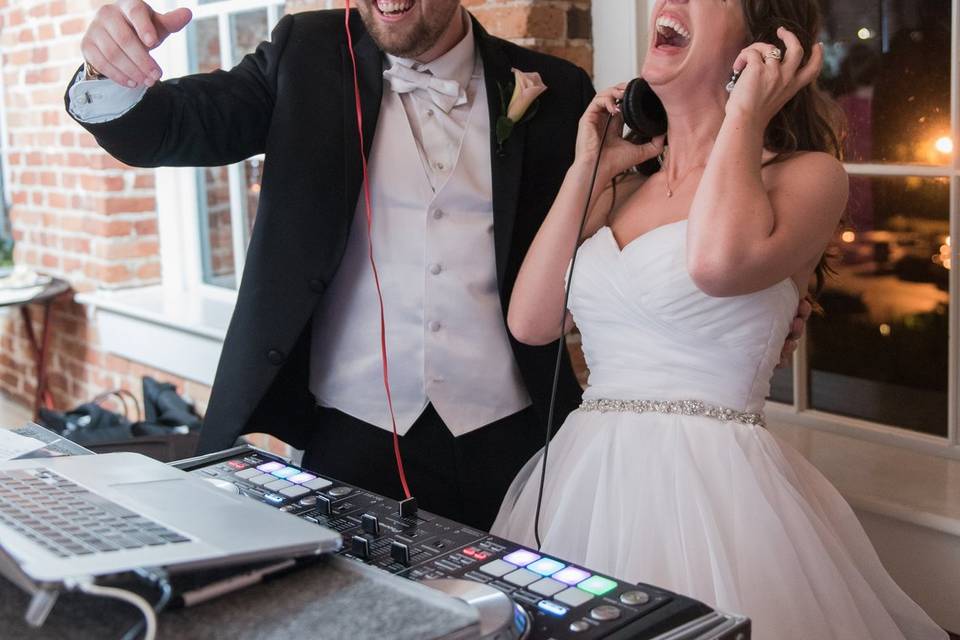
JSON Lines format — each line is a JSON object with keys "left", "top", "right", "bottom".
{"left": 620, "top": 78, "right": 667, "bottom": 140}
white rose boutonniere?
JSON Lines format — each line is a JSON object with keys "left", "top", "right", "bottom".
{"left": 496, "top": 68, "right": 547, "bottom": 152}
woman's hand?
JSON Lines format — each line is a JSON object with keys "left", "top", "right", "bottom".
{"left": 725, "top": 27, "right": 823, "bottom": 126}
{"left": 575, "top": 83, "right": 664, "bottom": 183}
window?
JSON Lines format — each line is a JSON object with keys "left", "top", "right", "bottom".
{"left": 182, "top": 1, "right": 282, "bottom": 289}
{"left": 772, "top": 0, "right": 957, "bottom": 446}
{"left": 595, "top": 0, "right": 959, "bottom": 456}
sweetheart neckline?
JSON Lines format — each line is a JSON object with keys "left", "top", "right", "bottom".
{"left": 599, "top": 224, "right": 802, "bottom": 301}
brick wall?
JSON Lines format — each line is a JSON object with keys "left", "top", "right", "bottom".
{"left": 0, "top": 0, "right": 592, "bottom": 433}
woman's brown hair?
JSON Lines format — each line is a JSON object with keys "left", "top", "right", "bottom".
{"left": 741, "top": 0, "right": 846, "bottom": 297}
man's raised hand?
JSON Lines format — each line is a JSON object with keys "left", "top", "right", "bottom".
{"left": 80, "top": 0, "right": 192, "bottom": 88}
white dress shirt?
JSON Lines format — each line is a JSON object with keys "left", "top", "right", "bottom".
{"left": 310, "top": 13, "right": 531, "bottom": 436}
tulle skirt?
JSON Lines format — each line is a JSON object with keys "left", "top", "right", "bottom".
{"left": 491, "top": 409, "right": 947, "bottom": 640}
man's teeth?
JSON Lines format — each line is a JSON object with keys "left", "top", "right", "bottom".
{"left": 655, "top": 16, "right": 691, "bottom": 40}
{"left": 378, "top": 0, "right": 413, "bottom": 15}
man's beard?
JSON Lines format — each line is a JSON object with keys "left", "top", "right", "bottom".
{"left": 356, "top": 2, "right": 461, "bottom": 59}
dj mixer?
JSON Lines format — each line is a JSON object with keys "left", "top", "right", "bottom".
{"left": 174, "top": 446, "right": 749, "bottom": 640}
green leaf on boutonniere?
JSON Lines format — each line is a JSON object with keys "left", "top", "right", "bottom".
{"left": 498, "top": 80, "right": 513, "bottom": 116}
{"left": 496, "top": 115, "right": 515, "bottom": 146}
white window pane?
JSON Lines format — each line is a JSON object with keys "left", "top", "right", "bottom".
{"left": 231, "top": 9, "right": 269, "bottom": 62}
{"left": 188, "top": 16, "right": 221, "bottom": 73}
{"left": 242, "top": 157, "right": 263, "bottom": 239}
{"left": 197, "top": 166, "right": 237, "bottom": 289}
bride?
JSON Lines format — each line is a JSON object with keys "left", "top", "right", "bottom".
{"left": 491, "top": 1, "right": 946, "bottom": 638}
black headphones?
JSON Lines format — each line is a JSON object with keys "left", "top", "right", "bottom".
{"left": 620, "top": 78, "right": 668, "bottom": 141}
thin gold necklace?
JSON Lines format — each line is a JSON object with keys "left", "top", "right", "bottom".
{"left": 657, "top": 147, "right": 704, "bottom": 198}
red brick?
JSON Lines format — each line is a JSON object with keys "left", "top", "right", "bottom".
{"left": 59, "top": 17, "right": 86, "bottom": 35}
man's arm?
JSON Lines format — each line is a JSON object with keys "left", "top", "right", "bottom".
{"left": 65, "top": 0, "right": 294, "bottom": 168}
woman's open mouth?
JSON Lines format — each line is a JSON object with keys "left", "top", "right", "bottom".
{"left": 654, "top": 14, "right": 691, "bottom": 50}
{"left": 375, "top": 0, "right": 415, "bottom": 20}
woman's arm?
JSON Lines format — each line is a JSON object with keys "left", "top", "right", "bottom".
{"left": 508, "top": 86, "right": 663, "bottom": 345}
{"left": 686, "top": 29, "right": 848, "bottom": 297}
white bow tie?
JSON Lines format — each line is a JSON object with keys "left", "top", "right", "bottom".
{"left": 383, "top": 64, "right": 467, "bottom": 113}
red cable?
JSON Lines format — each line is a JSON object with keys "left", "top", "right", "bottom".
{"left": 343, "top": 4, "right": 412, "bottom": 500}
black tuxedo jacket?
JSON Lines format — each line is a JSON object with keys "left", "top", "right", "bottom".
{"left": 67, "top": 10, "right": 591, "bottom": 454}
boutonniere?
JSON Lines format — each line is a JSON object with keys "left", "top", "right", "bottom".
{"left": 496, "top": 68, "right": 547, "bottom": 154}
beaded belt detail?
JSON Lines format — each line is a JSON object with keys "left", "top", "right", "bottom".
{"left": 579, "top": 398, "right": 765, "bottom": 427}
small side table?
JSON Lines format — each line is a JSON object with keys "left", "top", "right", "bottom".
{"left": 0, "top": 277, "right": 71, "bottom": 419}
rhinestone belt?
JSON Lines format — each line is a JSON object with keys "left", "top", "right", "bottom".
{"left": 579, "top": 398, "right": 765, "bottom": 427}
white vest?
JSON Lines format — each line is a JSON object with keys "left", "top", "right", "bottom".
{"left": 309, "top": 57, "right": 531, "bottom": 437}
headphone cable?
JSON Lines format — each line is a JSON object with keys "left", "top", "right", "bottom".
{"left": 534, "top": 111, "right": 615, "bottom": 550}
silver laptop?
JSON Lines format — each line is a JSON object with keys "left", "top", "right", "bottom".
{"left": 0, "top": 452, "right": 341, "bottom": 585}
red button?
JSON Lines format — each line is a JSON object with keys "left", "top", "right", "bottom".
{"left": 463, "top": 547, "right": 478, "bottom": 557}
{"left": 473, "top": 551, "right": 491, "bottom": 561}
{"left": 227, "top": 460, "right": 248, "bottom": 470}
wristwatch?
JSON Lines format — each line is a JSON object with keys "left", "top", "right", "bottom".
{"left": 82, "top": 59, "right": 105, "bottom": 81}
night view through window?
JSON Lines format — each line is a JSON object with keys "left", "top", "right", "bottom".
{"left": 769, "top": 0, "right": 952, "bottom": 437}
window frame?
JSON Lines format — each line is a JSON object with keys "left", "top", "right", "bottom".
{"left": 153, "top": 0, "right": 282, "bottom": 302}
{"left": 593, "top": 0, "right": 960, "bottom": 459}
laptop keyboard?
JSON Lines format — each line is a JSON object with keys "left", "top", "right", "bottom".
{"left": 0, "top": 468, "right": 190, "bottom": 558}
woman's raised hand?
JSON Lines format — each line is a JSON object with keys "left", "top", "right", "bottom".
{"left": 575, "top": 83, "right": 665, "bottom": 183}
{"left": 725, "top": 27, "right": 823, "bottom": 126}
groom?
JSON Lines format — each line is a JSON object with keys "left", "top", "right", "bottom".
{"left": 67, "top": 0, "right": 590, "bottom": 529}
{"left": 67, "top": 0, "right": 806, "bottom": 530}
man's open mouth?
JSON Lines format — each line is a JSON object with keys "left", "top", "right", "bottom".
{"left": 655, "top": 14, "right": 691, "bottom": 49}
{"left": 375, "top": 0, "right": 415, "bottom": 18}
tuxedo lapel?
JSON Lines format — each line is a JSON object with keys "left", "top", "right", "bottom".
{"left": 342, "top": 11, "right": 384, "bottom": 214}
{"left": 474, "top": 17, "right": 525, "bottom": 293}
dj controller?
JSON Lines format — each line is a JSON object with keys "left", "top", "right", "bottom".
{"left": 174, "top": 446, "right": 750, "bottom": 640}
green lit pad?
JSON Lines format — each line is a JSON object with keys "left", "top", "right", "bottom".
{"left": 577, "top": 575, "right": 618, "bottom": 596}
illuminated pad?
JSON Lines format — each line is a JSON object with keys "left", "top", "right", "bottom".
{"left": 287, "top": 472, "right": 317, "bottom": 484}
{"left": 537, "top": 600, "right": 569, "bottom": 617}
{"left": 271, "top": 467, "right": 300, "bottom": 479}
{"left": 578, "top": 575, "right": 618, "bottom": 596}
{"left": 256, "top": 462, "right": 285, "bottom": 473}
{"left": 553, "top": 567, "right": 591, "bottom": 585}
{"left": 528, "top": 558, "right": 565, "bottom": 576}
{"left": 503, "top": 549, "right": 540, "bottom": 567}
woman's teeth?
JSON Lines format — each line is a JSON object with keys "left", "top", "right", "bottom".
{"left": 377, "top": 0, "right": 413, "bottom": 16}
{"left": 655, "top": 15, "right": 691, "bottom": 46}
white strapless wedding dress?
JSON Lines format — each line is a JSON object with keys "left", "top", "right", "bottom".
{"left": 492, "top": 222, "right": 946, "bottom": 640}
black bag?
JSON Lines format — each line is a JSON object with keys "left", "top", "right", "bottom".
{"left": 37, "top": 378, "right": 202, "bottom": 461}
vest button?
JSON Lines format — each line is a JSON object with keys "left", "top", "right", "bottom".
{"left": 433, "top": 209, "right": 444, "bottom": 220}
{"left": 267, "top": 349, "right": 285, "bottom": 365}
{"left": 429, "top": 263, "right": 442, "bottom": 275}
{"left": 428, "top": 321, "right": 441, "bottom": 333}
{"left": 308, "top": 278, "right": 325, "bottom": 293}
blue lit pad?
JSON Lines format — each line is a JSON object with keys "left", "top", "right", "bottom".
{"left": 256, "top": 461, "right": 285, "bottom": 473}
{"left": 503, "top": 549, "right": 540, "bottom": 567}
{"left": 528, "top": 558, "right": 565, "bottom": 576}
{"left": 271, "top": 467, "right": 300, "bottom": 479}
{"left": 554, "top": 566, "right": 591, "bottom": 585}
{"left": 288, "top": 472, "right": 317, "bottom": 484}
{"left": 537, "top": 600, "right": 569, "bottom": 617}
{"left": 264, "top": 493, "right": 285, "bottom": 504}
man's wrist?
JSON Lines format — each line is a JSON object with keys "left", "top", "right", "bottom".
{"left": 83, "top": 60, "right": 106, "bottom": 81}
